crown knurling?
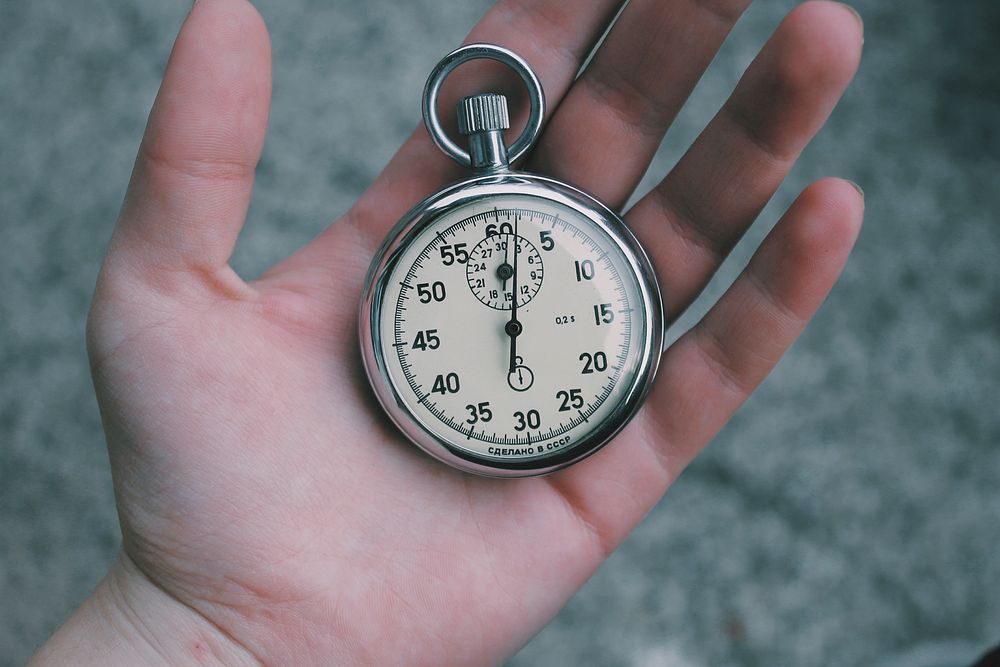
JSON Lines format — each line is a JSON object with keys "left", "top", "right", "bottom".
{"left": 456, "top": 94, "right": 510, "bottom": 135}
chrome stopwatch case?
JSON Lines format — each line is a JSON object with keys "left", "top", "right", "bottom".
{"left": 360, "top": 44, "right": 663, "bottom": 477}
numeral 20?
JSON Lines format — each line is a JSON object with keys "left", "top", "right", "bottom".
{"left": 579, "top": 351, "right": 608, "bottom": 374}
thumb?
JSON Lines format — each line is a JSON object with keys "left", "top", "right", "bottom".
{"left": 107, "top": 0, "right": 271, "bottom": 284}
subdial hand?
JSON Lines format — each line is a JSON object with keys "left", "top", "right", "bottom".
{"left": 499, "top": 234, "right": 512, "bottom": 293}
{"left": 497, "top": 261, "right": 513, "bottom": 293}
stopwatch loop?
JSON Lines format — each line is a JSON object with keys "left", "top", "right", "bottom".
{"left": 422, "top": 43, "right": 545, "bottom": 171}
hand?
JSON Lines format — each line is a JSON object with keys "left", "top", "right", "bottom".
{"left": 32, "top": 0, "right": 863, "bottom": 665}
{"left": 507, "top": 222, "right": 521, "bottom": 374}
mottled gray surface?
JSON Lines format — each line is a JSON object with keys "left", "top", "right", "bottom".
{"left": 1, "top": 1, "right": 998, "bottom": 666}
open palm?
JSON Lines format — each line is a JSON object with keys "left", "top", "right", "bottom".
{"left": 79, "top": 0, "right": 864, "bottom": 664}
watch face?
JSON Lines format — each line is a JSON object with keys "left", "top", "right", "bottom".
{"left": 363, "top": 178, "right": 661, "bottom": 476}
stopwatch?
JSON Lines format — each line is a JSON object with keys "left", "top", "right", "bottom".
{"left": 360, "top": 44, "right": 663, "bottom": 477}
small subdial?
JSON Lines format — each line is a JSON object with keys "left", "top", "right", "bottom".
{"left": 466, "top": 233, "right": 544, "bottom": 309}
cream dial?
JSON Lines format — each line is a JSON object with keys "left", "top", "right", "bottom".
{"left": 374, "top": 193, "right": 649, "bottom": 466}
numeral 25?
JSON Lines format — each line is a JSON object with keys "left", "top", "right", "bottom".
{"left": 556, "top": 388, "right": 584, "bottom": 411}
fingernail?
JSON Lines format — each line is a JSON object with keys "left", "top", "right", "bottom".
{"left": 839, "top": 3, "right": 864, "bottom": 33}
{"left": 846, "top": 180, "right": 865, "bottom": 200}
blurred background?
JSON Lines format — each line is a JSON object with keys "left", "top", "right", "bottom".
{"left": 1, "top": 1, "right": 998, "bottom": 665}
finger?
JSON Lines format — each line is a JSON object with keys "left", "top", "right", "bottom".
{"left": 628, "top": 0, "right": 863, "bottom": 321}
{"left": 529, "top": 0, "right": 752, "bottom": 209}
{"left": 288, "top": 0, "right": 623, "bottom": 274}
{"left": 547, "top": 178, "right": 864, "bottom": 552}
{"left": 107, "top": 0, "right": 271, "bottom": 282}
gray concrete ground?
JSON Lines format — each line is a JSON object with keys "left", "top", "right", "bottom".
{"left": 1, "top": 1, "right": 998, "bottom": 665}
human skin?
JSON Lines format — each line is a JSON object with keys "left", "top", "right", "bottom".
{"left": 30, "top": 0, "right": 864, "bottom": 665}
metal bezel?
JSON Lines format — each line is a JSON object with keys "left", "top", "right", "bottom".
{"left": 359, "top": 173, "right": 663, "bottom": 478}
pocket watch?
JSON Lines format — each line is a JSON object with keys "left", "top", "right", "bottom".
{"left": 360, "top": 44, "right": 663, "bottom": 477}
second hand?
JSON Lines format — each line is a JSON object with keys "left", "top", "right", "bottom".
{"left": 505, "top": 218, "right": 521, "bottom": 374}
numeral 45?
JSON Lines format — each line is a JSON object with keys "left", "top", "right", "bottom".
{"left": 411, "top": 329, "right": 440, "bottom": 351}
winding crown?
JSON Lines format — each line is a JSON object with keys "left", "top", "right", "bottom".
{"left": 456, "top": 93, "right": 510, "bottom": 135}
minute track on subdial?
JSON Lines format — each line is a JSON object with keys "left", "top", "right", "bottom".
{"left": 466, "top": 233, "right": 544, "bottom": 309}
